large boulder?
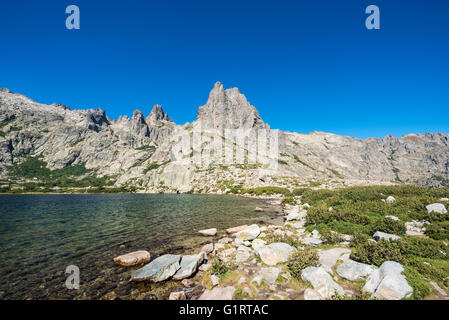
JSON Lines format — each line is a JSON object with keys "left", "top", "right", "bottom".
{"left": 235, "top": 224, "right": 260, "bottom": 241}
{"left": 336, "top": 254, "right": 377, "bottom": 281}
{"left": 173, "top": 252, "right": 206, "bottom": 280}
{"left": 318, "top": 248, "right": 351, "bottom": 274}
{"left": 131, "top": 254, "right": 181, "bottom": 282}
{"left": 363, "top": 261, "right": 413, "bottom": 300}
{"left": 301, "top": 266, "right": 344, "bottom": 299}
{"left": 254, "top": 242, "right": 296, "bottom": 266}
{"left": 373, "top": 231, "right": 400, "bottom": 241}
{"left": 251, "top": 239, "right": 266, "bottom": 250}
{"left": 198, "top": 286, "right": 236, "bottom": 300}
{"left": 426, "top": 203, "right": 447, "bottom": 214}
{"left": 113, "top": 250, "right": 151, "bottom": 267}
{"left": 201, "top": 243, "right": 214, "bottom": 254}
{"left": 198, "top": 228, "right": 217, "bottom": 236}
{"left": 286, "top": 210, "right": 307, "bottom": 222}
{"left": 235, "top": 245, "right": 251, "bottom": 263}
{"left": 300, "top": 237, "right": 323, "bottom": 246}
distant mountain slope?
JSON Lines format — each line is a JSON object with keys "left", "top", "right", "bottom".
{"left": 0, "top": 83, "right": 448, "bottom": 193}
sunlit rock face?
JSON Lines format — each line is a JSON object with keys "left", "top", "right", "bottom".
{"left": 0, "top": 83, "right": 448, "bottom": 192}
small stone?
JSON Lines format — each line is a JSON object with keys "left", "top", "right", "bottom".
{"left": 386, "top": 196, "right": 396, "bottom": 204}
{"left": 201, "top": 243, "right": 214, "bottom": 254}
{"left": 199, "top": 263, "right": 211, "bottom": 271}
{"left": 198, "top": 286, "right": 235, "bottom": 300}
{"left": 385, "top": 215, "right": 400, "bottom": 221}
{"left": 218, "top": 237, "right": 233, "bottom": 244}
{"left": 373, "top": 231, "right": 400, "bottom": 241}
{"left": 303, "top": 288, "right": 322, "bottom": 300}
{"left": 210, "top": 274, "right": 220, "bottom": 286}
{"left": 169, "top": 291, "right": 186, "bottom": 300}
{"left": 113, "top": 250, "right": 151, "bottom": 267}
{"left": 254, "top": 207, "right": 264, "bottom": 212}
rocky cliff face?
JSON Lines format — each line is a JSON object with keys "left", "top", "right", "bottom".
{"left": 196, "top": 82, "right": 268, "bottom": 131}
{"left": 0, "top": 83, "right": 448, "bottom": 193}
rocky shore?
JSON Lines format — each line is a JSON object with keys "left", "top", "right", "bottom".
{"left": 108, "top": 193, "right": 449, "bottom": 300}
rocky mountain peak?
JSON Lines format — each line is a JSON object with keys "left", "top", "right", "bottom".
{"left": 147, "top": 104, "right": 173, "bottom": 124}
{"left": 196, "top": 82, "right": 267, "bottom": 131}
{"left": 0, "top": 88, "right": 12, "bottom": 94}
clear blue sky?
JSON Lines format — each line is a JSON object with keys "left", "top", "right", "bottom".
{"left": 1, "top": 0, "right": 448, "bottom": 138}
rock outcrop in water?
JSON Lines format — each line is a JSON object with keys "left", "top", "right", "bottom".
{"left": 0, "top": 82, "right": 448, "bottom": 192}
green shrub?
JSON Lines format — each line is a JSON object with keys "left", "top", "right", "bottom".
{"left": 211, "top": 258, "right": 232, "bottom": 277}
{"left": 320, "top": 229, "right": 343, "bottom": 244}
{"left": 281, "top": 196, "right": 296, "bottom": 205}
{"left": 291, "top": 188, "right": 309, "bottom": 196}
{"left": 370, "top": 217, "right": 406, "bottom": 236}
{"left": 287, "top": 248, "right": 319, "bottom": 279}
{"left": 403, "top": 265, "right": 432, "bottom": 300}
{"left": 399, "top": 237, "right": 449, "bottom": 260}
{"left": 305, "top": 204, "right": 332, "bottom": 225}
{"left": 242, "top": 186, "right": 291, "bottom": 196}
{"left": 234, "top": 288, "right": 249, "bottom": 299}
{"left": 425, "top": 222, "right": 449, "bottom": 240}
{"left": 265, "top": 234, "right": 301, "bottom": 248}
{"left": 350, "top": 239, "right": 405, "bottom": 266}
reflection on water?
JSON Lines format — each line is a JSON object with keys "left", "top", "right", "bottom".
{"left": 0, "top": 194, "right": 282, "bottom": 299}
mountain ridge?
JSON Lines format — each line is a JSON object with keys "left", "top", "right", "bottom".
{"left": 0, "top": 83, "right": 448, "bottom": 193}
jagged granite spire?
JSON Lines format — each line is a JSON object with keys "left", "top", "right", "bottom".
{"left": 147, "top": 104, "right": 173, "bottom": 124}
{"left": 196, "top": 81, "right": 268, "bottom": 130}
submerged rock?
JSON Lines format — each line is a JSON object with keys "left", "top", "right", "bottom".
{"left": 113, "top": 250, "right": 151, "bottom": 267}
{"left": 254, "top": 242, "right": 296, "bottom": 266}
{"left": 131, "top": 254, "right": 181, "bottom": 282}
{"left": 198, "top": 228, "right": 217, "bottom": 236}
{"left": 226, "top": 225, "right": 249, "bottom": 234}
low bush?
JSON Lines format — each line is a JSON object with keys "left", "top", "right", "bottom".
{"left": 370, "top": 217, "right": 406, "bottom": 236}
{"left": 320, "top": 229, "right": 343, "bottom": 244}
{"left": 425, "top": 222, "right": 449, "bottom": 240}
{"left": 210, "top": 258, "right": 232, "bottom": 277}
{"left": 242, "top": 186, "right": 291, "bottom": 196}
{"left": 350, "top": 239, "right": 405, "bottom": 266}
{"left": 287, "top": 248, "right": 319, "bottom": 279}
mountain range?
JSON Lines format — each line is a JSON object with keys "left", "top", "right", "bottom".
{"left": 0, "top": 82, "right": 448, "bottom": 193}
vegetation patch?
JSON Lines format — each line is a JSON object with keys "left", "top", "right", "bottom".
{"left": 287, "top": 248, "right": 319, "bottom": 279}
